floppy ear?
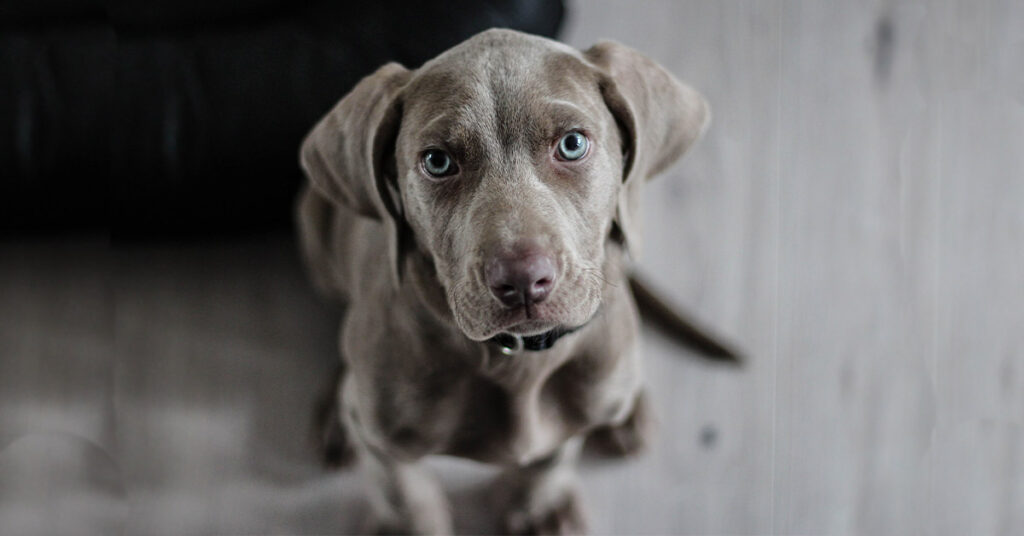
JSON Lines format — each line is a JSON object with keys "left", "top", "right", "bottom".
{"left": 584, "top": 41, "right": 710, "bottom": 256}
{"left": 299, "top": 63, "right": 412, "bottom": 287}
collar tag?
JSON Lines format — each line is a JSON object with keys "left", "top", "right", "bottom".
{"left": 498, "top": 334, "right": 524, "bottom": 355}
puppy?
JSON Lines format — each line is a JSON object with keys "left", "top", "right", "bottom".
{"left": 297, "top": 28, "right": 709, "bottom": 534}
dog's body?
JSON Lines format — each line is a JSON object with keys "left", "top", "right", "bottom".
{"left": 297, "top": 29, "right": 709, "bottom": 534}
{"left": 300, "top": 182, "right": 642, "bottom": 462}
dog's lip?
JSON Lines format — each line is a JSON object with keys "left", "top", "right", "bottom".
{"left": 465, "top": 320, "right": 555, "bottom": 342}
{"left": 485, "top": 303, "right": 601, "bottom": 339}
{"left": 501, "top": 318, "right": 561, "bottom": 336}
{"left": 486, "top": 303, "right": 562, "bottom": 337}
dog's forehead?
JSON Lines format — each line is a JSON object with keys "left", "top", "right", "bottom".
{"left": 415, "top": 28, "right": 586, "bottom": 83}
{"left": 401, "top": 30, "right": 600, "bottom": 130}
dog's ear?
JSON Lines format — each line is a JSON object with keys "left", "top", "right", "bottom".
{"left": 584, "top": 41, "right": 710, "bottom": 255}
{"left": 299, "top": 63, "right": 412, "bottom": 287}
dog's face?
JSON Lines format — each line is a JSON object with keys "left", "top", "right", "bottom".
{"left": 395, "top": 40, "right": 621, "bottom": 340}
{"left": 300, "top": 29, "right": 709, "bottom": 342}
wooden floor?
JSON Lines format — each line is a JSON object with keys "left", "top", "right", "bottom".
{"left": 2, "top": 1, "right": 1022, "bottom": 534}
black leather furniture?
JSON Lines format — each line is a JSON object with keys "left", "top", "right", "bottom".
{"left": 0, "top": 0, "right": 565, "bottom": 236}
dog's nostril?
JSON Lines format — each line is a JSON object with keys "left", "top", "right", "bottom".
{"left": 492, "top": 284, "right": 525, "bottom": 307}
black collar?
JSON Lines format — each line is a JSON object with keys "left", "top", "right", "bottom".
{"left": 487, "top": 325, "right": 583, "bottom": 354}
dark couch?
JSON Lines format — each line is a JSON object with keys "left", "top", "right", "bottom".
{"left": 0, "top": 0, "right": 565, "bottom": 237}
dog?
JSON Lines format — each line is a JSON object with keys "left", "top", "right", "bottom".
{"left": 296, "top": 28, "right": 714, "bottom": 534}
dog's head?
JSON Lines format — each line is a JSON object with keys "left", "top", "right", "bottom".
{"left": 301, "top": 29, "right": 708, "bottom": 341}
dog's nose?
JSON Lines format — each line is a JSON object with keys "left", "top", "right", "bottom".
{"left": 484, "top": 252, "right": 557, "bottom": 308}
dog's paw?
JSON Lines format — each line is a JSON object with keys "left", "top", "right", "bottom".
{"left": 503, "top": 490, "right": 586, "bottom": 536}
{"left": 585, "top": 390, "right": 652, "bottom": 458}
{"left": 585, "top": 421, "right": 646, "bottom": 458}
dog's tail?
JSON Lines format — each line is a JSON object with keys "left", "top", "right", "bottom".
{"left": 628, "top": 273, "right": 744, "bottom": 365}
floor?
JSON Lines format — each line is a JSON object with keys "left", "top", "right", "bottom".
{"left": 2, "top": 1, "right": 1023, "bottom": 534}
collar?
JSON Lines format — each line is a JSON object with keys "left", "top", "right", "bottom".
{"left": 487, "top": 325, "right": 583, "bottom": 355}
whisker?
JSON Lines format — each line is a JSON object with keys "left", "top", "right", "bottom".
{"left": 579, "top": 266, "right": 617, "bottom": 288}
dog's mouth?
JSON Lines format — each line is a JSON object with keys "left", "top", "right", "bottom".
{"left": 501, "top": 315, "right": 560, "bottom": 336}
{"left": 488, "top": 303, "right": 567, "bottom": 337}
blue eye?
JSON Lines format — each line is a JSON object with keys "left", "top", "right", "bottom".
{"left": 422, "top": 149, "right": 457, "bottom": 177}
{"left": 557, "top": 131, "right": 589, "bottom": 161}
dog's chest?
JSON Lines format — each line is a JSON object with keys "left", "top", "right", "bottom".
{"left": 357, "top": 286, "right": 642, "bottom": 465}
{"left": 435, "top": 347, "right": 637, "bottom": 465}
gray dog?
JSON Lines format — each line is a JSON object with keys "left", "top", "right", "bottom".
{"left": 296, "top": 28, "right": 711, "bottom": 534}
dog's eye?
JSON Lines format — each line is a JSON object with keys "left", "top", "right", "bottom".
{"left": 556, "top": 131, "right": 589, "bottom": 161}
{"left": 421, "top": 149, "right": 457, "bottom": 177}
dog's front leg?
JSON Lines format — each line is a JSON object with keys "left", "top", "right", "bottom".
{"left": 346, "top": 419, "right": 451, "bottom": 534}
{"left": 352, "top": 441, "right": 452, "bottom": 535}
{"left": 496, "top": 436, "right": 586, "bottom": 535}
